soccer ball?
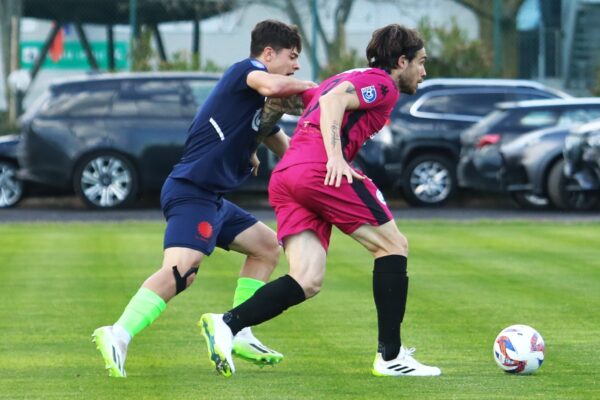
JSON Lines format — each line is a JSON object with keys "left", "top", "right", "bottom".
{"left": 493, "top": 324, "right": 545, "bottom": 374}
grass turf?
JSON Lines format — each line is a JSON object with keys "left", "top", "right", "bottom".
{"left": 0, "top": 220, "right": 598, "bottom": 399}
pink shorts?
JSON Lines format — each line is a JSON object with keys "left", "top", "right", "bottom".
{"left": 268, "top": 163, "right": 393, "bottom": 252}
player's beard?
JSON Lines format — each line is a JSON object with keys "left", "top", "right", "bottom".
{"left": 398, "top": 73, "right": 418, "bottom": 94}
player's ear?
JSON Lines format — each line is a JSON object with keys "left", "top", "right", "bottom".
{"left": 264, "top": 46, "right": 275, "bottom": 62}
{"left": 396, "top": 55, "right": 408, "bottom": 71}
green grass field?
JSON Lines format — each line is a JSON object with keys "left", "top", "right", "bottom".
{"left": 0, "top": 220, "right": 599, "bottom": 399}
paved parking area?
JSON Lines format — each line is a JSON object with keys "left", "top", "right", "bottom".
{"left": 1, "top": 195, "right": 598, "bottom": 223}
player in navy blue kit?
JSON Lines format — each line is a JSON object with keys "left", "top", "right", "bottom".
{"left": 92, "top": 20, "right": 316, "bottom": 378}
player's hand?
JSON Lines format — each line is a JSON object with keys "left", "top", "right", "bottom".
{"left": 250, "top": 152, "right": 260, "bottom": 176}
{"left": 324, "top": 157, "right": 365, "bottom": 187}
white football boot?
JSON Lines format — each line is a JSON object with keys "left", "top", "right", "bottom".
{"left": 233, "top": 327, "right": 284, "bottom": 366}
{"left": 372, "top": 346, "right": 441, "bottom": 377}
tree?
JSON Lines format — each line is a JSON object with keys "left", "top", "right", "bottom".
{"left": 418, "top": 17, "right": 492, "bottom": 78}
{"left": 451, "top": 0, "right": 525, "bottom": 77}
{"left": 0, "top": 0, "right": 23, "bottom": 128}
{"left": 256, "top": 0, "right": 520, "bottom": 78}
{"left": 255, "top": 0, "right": 357, "bottom": 76}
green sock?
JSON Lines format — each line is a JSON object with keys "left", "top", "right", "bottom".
{"left": 115, "top": 287, "right": 167, "bottom": 338}
{"left": 232, "top": 277, "right": 265, "bottom": 308}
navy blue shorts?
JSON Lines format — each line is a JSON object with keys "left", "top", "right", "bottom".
{"left": 160, "top": 177, "right": 257, "bottom": 255}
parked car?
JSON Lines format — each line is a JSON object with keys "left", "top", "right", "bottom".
{"left": 17, "top": 72, "right": 228, "bottom": 209}
{"left": 562, "top": 119, "right": 600, "bottom": 209}
{"left": 499, "top": 125, "right": 598, "bottom": 210}
{"left": 458, "top": 98, "right": 600, "bottom": 207}
{"left": 15, "top": 71, "right": 394, "bottom": 210}
{"left": 0, "top": 133, "right": 24, "bottom": 208}
{"left": 381, "top": 78, "right": 570, "bottom": 207}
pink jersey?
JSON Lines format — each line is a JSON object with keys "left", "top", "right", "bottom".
{"left": 276, "top": 68, "right": 399, "bottom": 171}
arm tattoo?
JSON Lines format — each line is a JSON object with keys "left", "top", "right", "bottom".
{"left": 277, "top": 95, "right": 305, "bottom": 115}
{"left": 330, "top": 121, "right": 341, "bottom": 149}
{"left": 257, "top": 95, "right": 305, "bottom": 143}
{"left": 345, "top": 85, "right": 356, "bottom": 94}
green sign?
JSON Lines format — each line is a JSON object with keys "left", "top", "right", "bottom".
{"left": 20, "top": 41, "right": 129, "bottom": 70}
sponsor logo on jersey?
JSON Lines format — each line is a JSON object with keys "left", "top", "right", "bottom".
{"left": 379, "top": 83, "right": 389, "bottom": 98}
{"left": 376, "top": 189, "right": 387, "bottom": 205}
{"left": 251, "top": 108, "right": 262, "bottom": 132}
{"left": 250, "top": 59, "right": 267, "bottom": 70}
{"left": 361, "top": 85, "right": 377, "bottom": 103}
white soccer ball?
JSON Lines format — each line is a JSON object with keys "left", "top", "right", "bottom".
{"left": 493, "top": 324, "right": 545, "bottom": 374}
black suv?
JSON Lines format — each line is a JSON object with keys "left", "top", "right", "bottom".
{"left": 18, "top": 72, "right": 224, "bottom": 209}
{"left": 382, "top": 78, "right": 570, "bottom": 206}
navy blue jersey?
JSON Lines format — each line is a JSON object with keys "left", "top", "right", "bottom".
{"left": 170, "top": 58, "right": 269, "bottom": 192}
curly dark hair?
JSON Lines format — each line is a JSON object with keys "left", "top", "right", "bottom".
{"left": 366, "top": 24, "right": 424, "bottom": 71}
{"left": 250, "top": 20, "right": 302, "bottom": 57}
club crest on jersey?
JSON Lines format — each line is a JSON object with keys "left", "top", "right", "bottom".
{"left": 361, "top": 85, "right": 377, "bottom": 103}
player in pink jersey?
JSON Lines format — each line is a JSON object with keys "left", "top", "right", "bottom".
{"left": 200, "top": 24, "right": 441, "bottom": 377}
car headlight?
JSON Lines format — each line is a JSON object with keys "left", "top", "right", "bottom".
{"left": 371, "top": 125, "right": 393, "bottom": 146}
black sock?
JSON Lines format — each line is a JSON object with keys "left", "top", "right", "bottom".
{"left": 373, "top": 255, "right": 409, "bottom": 361}
{"left": 223, "top": 275, "right": 306, "bottom": 335}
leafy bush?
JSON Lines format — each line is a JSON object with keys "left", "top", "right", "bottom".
{"left": 158, "top": 50, "right": 225, "bottom": 73}
{"left": 418, "top": 17, "right": 493, "bottom": 78}
{"left": 131, "top": 28, "right": 154, "bottom": 72}
{"left": 318, "top": 48, "right": 366, "bottom": 80}
{"left": 316, "top": 17, "right": 493, "bottom": 81}
{"left": 131, "top": 26, "right": 225, "bottom": 73}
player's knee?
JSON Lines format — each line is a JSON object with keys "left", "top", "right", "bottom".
{"left": 172, "top": 264, "right": 199, "bottom": 294}
{"left": 375, "top": 231, "right": 408, "bottom": 257}
{"left": 395, "top": 232, "right": 408, "bottom": 254}
{"left": 258, "top": 237, "right": 281, "bottom": 269}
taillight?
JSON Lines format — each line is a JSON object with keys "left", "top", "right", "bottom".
{"left": 476, "top": 134, "right": 501, "bottom": 149}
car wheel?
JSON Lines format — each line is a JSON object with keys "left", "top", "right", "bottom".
{"left": 73, "top": 152, "right": 139, "bottom": 209}
{"left": 509, "top": 192, "right": 550, "bottom": 209}
{"left": 0, "top": 160, "right": 24, "bottom": 208}
{"left": 401, "top": 154, "right": 455, "bottom": 207}
{"left": 547, "top": 160, "right": 599, "bottom": 211}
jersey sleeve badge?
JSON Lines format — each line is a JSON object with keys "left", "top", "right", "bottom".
{"left": 361, "top": 85, "right": 377, "bottom": 103}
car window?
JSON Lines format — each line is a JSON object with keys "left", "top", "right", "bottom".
{"left": 495, "top": 109, "right": 559, "bottom": 131}
{"left": 518, "top": 110, "right": 558, "bottom": 127}
{"left": 111, "top": 80, "right": 183, "bottom": 118}
{"left": 134, "top": 80, "right": 182, "bottom": 117}
{"left": 186, "top": 80, "right": 217, "bottom": 106}
{"left": 465, "top": 109, "right": 509, "bottom": 136}
{"left": 181, "top": 80, "right": 217, "bottom": 117}
{"left": 509, "top": 91, "right": 557, "bottom": 101}
{"left": 41, "top": 81, "right": 118, "bottom": 117}
{"left": 418, "top": 92, "right": 506, "bottom": 117}
{"left": 558, "top": 108, "right": 600, "bottom": 125}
